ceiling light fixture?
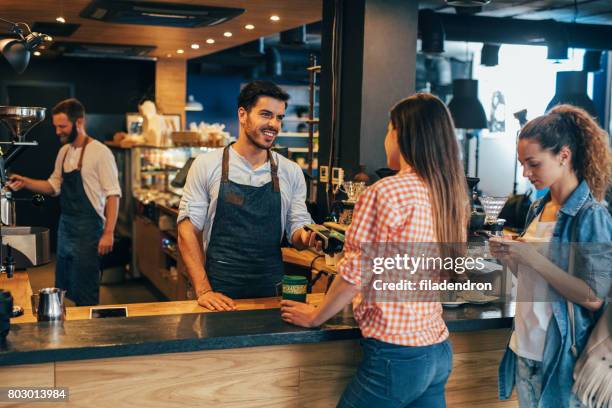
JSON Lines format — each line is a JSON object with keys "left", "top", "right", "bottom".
{"left": 480, "top": 43, "right": 500, "bottom": 66}
{"left": 448, "top": 79, "right": 487, "bottom": 130}
{"left": 0, "top": 17, "right": 52, "bottom": 74}
{"left": 33, "top": 51, "right": 41, "bottom": 56}
{"left": 546, "top": 71, "right": 597, "bottom": 117}
{"left": 185, "top": 95, "right": 203, "bottom": 112}
{"left": 223, "top": 31, "right": 232, "bottom": 37}
{"left": 582, "top": 50, "right": 602, "bottom": 72}
{"left": 270, "top": 15, "right": 280, "bottom": 22}
{"left": 191, "top": 43, "right": 199, "bottom": 49}
{"left": 176, "top": 49, "right": 184, "bottom": 54}
{"left": 206, "top": 38, "right": 215, "bottom": 44}
{"left": 419, "top": 9, "right": 445, "bottom": 54}
{"left": 245, "top": 24, "right": 255, "bottom": 30}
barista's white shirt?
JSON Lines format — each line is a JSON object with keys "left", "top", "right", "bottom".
{"left": 47, "top": 138, "right": 122, "bottom": 221}
{"left": 177, "top": 146, "right": 313, "bottom": 251}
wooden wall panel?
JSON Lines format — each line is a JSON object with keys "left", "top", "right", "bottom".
{"left": 0, "top": 363, "right": 54, "bottom": 387}
{"left": 155, "top": 59, "right": 187, "bottom": 126}
{"left": 2, "top": 332, "right": 516, "bottom": 407}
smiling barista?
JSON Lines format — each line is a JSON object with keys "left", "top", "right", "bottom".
{"left": 178, "top": 81, "right": 317, "bottom": 311}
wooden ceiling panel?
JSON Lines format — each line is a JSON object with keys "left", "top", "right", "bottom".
{"left": 0, "top": 0, "right": 322, "bottom": 59}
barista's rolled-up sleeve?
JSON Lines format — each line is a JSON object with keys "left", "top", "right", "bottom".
{"left": 47, "top": 147, "right": 67, "bottom": 196}
{"left": 98, "top": 147, "right": 122, "bottom": 198}
{"left": 285, "top": 163, "right": 313, "bottom": 242}
{"left": 177, "top": 155, "right": 210, "bottom": 232}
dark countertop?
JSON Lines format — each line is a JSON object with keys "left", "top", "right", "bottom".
{"left": 0, "top": 303, "right": 513, "bottom": 367}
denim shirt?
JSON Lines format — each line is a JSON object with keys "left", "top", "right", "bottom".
{"left": 498, "top": 180, "right": 612, "bottom": 407}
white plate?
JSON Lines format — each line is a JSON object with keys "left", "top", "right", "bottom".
{"left": 442, "top": 300, "right": 468, "bottom": 308}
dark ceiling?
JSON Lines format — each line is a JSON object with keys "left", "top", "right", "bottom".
{"left": 419, "top": 0, "right": 612, "bottom": 25}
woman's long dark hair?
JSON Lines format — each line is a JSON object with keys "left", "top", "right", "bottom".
{"left": 519, "top": 104, "right": 612, "bottom": 201}
{"left": 390, "top": 93, "right": 469, "bottom": 243}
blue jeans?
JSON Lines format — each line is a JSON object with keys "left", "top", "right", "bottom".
{"left": 338, "top": 338, "right": 453, "bottom": 408}
{"left": 515, "top": 356, "right": 586, "bottom": 408}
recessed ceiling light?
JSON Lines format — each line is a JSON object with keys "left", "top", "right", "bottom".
{"left": 270, "top": 15, "right": 280, "bottom": 22}
{"left": 245, "top": 24, "right": 255, "bottom": 30}
{"left": 166, "top": 53, "right": 172, "bottom": 58}
{"left": 33, "top": 51, "right": 42, "bottom": 56}
{"left": 206, "top": 38, "right": 215, "bottom": 44}
{"left": 177, "top": 49, "right": 185, "bottom": 54}
{"left": 191, "top": 43, "right": 200, "bottom": 49}
{"left": 56, "top": 16, "right": 66, "bottom": 24}
{"left": 223, "top": 31, "right": 233, "bottom": 37}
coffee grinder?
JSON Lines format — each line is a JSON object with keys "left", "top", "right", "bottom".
{"left": 0, "top": 106, "right": 51, "bottom": 318}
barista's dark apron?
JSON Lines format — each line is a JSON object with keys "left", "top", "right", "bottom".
{"left": 204, "top": 144, "right": 284, "bottom": 299}
{"left": 55, "top": 137, "right": 104, "bottom": 306}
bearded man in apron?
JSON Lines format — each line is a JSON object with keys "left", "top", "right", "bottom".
{"left": 178, "top": 81, "right": 317, "bottom": 311}
{"left": 8, "top": 99, "right": 121, "bottom": 306}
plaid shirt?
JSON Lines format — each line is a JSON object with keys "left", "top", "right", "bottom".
{"left": 337, "top": 169, "right": 449, "bottom": 346}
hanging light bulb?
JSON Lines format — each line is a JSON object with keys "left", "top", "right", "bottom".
{"left": 185, "top": 95, "right": 203, "bottom": 112}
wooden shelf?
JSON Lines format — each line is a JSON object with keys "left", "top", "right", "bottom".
{"left": 288, "top": 147, "right": 319, "bottom": 153}
{"left": 283, "top": 117, "right": 319, "bottom": 123}
{"left": 278, "top": 132, "right": 318, "bottom": 138}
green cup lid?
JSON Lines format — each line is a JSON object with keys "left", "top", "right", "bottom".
{"left": 283, "top": 275, "right": 308, "bottom": 284}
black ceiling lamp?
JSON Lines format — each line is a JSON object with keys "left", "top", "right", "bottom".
{"left": 546, "top": 71, "right": 597, "bottom": 117}
{"left": 446, "top": 0, "right": 491, "bottom": 15}
{"left": 481, "top": 43, "right": 500, "bottom": 67}
{"left": 583, "top": 50, "right": 603, "bottom": 72}
{"left": 448, "top": 79, "right": 487, "bottom": 129}
{"left": 419, "top": 9, "right": 445, "bottom": 55}
{"left": 448, "top": 79, "right": 487, "bottom": 177}
{"left": 445, "top": 0, "right": 491, "bottom": 5}
{"left": 547, "top": 21, "right": 568, "bottom": 61}
{"left": 0, "top": 17, "right": 52, "bottom": 74}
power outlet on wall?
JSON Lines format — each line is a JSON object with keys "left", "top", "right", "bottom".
{"left": 332, "top": 167, "right": 344, "bottom": 185}
{"left": 320, "top": 165, "right": 329, "bottom": 183}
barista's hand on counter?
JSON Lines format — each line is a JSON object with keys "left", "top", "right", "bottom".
{"left": 98, "top": 231, "right": 114, "bottom": 256}
{"left": 6, "top": 174, "right": 27, "bottom": 191}
{"left": 280, "top": 300, "right": 319, "bottom": 328}
{"left": 197, "top": 290, "right": 236, "bottom": 311}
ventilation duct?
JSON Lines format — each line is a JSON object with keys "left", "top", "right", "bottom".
{"left": 51, "top": 41, "right": 156, "bottom": 60}
{"left": 265, "top": 47, "right": 282, "bottom": 77}
{"left": 240, "top": 38, "right": 265, "bottom": 57}
{"left": 280, "top": 26, "right": 307, "bottom": 45}
{"left": 80, "top": 0, "right": 244, "bottom": 28}
{"left": 31, "top": 22, "right": 80, "bottom": 37}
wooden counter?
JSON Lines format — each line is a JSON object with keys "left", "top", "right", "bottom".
{"left": 0, "top": 272, "right": 33, "bottom": 315}
{"left": 2, "top": 271, "right": 516, "bottom": 407}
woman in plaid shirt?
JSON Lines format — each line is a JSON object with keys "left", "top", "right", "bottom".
{"left": 281, "top": 93, "right": 469, "bottom": 407}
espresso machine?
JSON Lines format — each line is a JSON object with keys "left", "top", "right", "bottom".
{"left": 332, "top": 181, "right": 367, "bottom": 226}
{"left": 0, "top": 106, "right": 51, "bottom": 277}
